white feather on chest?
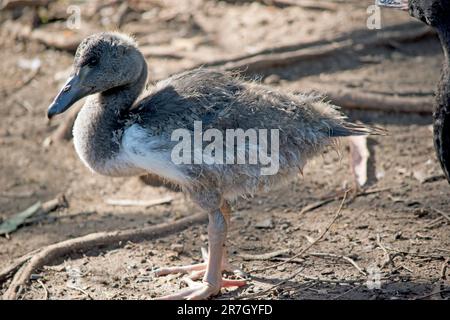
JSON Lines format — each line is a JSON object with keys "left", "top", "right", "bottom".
{"left": 72, "top": 100, "right": 188, "bottom": 182}
{"left": 121, "top": 124, "right": 189, "bottom": 184}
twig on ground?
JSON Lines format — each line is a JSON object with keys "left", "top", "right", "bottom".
{"left": 66, "top": 284, "right": 92, "bottom": 300}
{"left": 430, "top": 207, "right": 450, "bottom": 224}
{"left": 376, "top": 234, "right": 396, "bottom": 269}
{"left": 424, "top": 216, "right": 445, "bottom": 229}
{"left": 2, "top": 212, "right": 207, "bottom": 300}
{"left": 250, "top": 191, "right": 348, "bottom": 273}
{"left": 268, "top": 257, "right": 305, "bottom": 264}
{"left": 239, "top": 268, "right": 305, "bottom": 300}
{"left": 40, "top": 195, "right": 68, "bottom": 213}
{"left": 308, "top": 252, "right": 366, "bottom": 276}
{"left": 104, "top": 196, "right": 173, "bottom": 207}
{"left": 332, "top": 285, "right": 361, "bottom": 300}
{"left": 0, "top": 190, "right": 35, "bottom": 198}
{"left": 298, "top": 273, "right": 416, "bottom": 284}
{"left": 440, "top": 258, "right": 449, "bottom": 280}
{"left": 264, "top": 0, "right": 339, "bottom": 11}
{"left": 299, "top": 197, "right": 336, "bottom": 215}
{"left": 415, "top": 173, "right": 446, "bottom": 184}
{"left": 240, "top": 271, "right": 366, "bottom": 300}
{"left": 383, "top": 245, "right": 446, "bottom": 260}
{"left": 36, "top": 279, "right": 48, "bottom": 300}
{"left": 299, "top": 187, "right": 390, "bottom": 215}
{"left": 356, "top": 187, "right": 392, "bottom": 197}
{"left": 239, "top": 249, "right": 291, "bottom": 261}
{"left": 397, "top": 264, "right": 413, "bottom": 273}
{"left": 415, "top": 288, "right": 450, "bottom": 300}
{"left": 296, "top": 272, "right": 363, "bottom": 284}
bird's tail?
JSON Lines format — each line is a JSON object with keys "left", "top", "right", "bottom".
{"left": 329, "top": 121, "right": 387, "bottom": 137}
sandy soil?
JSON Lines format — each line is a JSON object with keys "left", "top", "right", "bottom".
{"left": 0, "top": 0, "right": 449, "bottom": 300}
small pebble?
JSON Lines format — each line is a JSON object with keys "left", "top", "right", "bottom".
{"left": 255, "top": 218, "right": 274, "bottom": 229}
{"left": 170, "top": 243, "right": 184, "bottom": 254}
{"left": 30, "top": 274, "right": 42, "bottom": 280}
{"left": 264, "top": 74, "right": 281, "bottom": 84}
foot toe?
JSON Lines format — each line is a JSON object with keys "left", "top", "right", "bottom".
{"left": 157, "top": 281, "right": 220, "bottom": 300}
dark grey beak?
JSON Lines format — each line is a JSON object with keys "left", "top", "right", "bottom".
{"left": 376, "top": 0, "right": 409, "bottom": 10}
{"left": 47, "top": 72, "right": 90, "bottom": 119}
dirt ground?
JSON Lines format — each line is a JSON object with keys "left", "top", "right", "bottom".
{"left": 0, "top": 0, "right": 449, "bottom": 300}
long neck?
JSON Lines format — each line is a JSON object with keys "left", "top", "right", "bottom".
{"left": 433, "top": 26, "right": 450, "bottom": 182}
{"left": 99, "top": 62, "right": 148, "bottom": 112}
{"left": 73, "top": 59, "right": 148, "bottom": 175}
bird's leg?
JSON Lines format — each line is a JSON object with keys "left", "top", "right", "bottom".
{"left": 157, "top": 209, "right": 246, "bottom": 300}
{"left": 154, "top": 201, "right": 246, "bottom": 280}
{"left": 209, "top": 201, "right": 246, "bottom": 278}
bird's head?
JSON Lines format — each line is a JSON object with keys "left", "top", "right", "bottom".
{"left": 47, "top": 32, "right": 145, "bottom": 119}
{"left": 377, "top": 0, "right": 450, "bottom": 29}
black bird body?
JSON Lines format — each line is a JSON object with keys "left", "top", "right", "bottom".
{"left": 379, "top": 0, "right": 450, "bottom": 182}
{"left": 433, "top": 28, "right": 450, "bottom": 180}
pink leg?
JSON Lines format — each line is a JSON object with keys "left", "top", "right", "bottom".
{"left": 156, "top": 209, "right": 246, "bottom": 300}
{"left": 154, "top": 201, "right": 246, "bottom": 280}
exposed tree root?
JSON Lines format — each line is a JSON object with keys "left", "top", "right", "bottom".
{"left": 186, "top": 24, "right": 434, "bottom": 75}
{"left": 318, "top": 87, "right": 433, "bottom": 114}
{"left": 0, "top": 249, "right": 41, "bottom": 284}
{"left": 264, "top": 0, "right": 339, "bottom": 11}
{"left": 230, "top": 0, "right": 339, "bottom": 11}
{"left": 2, "top": 212, "right": 207, "bottom": 300}
{"left": 2, "top": 20, "right": 92, "bottom": 53}
{"left": 217, "top": 40, "right": 352, "bottom": 73}
{"left": 1, "top": 0, "right": 53, "bottom": 10}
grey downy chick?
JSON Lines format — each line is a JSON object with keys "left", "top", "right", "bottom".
{"left": 47, "top": 32, "right": 384, "bottom": 299}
